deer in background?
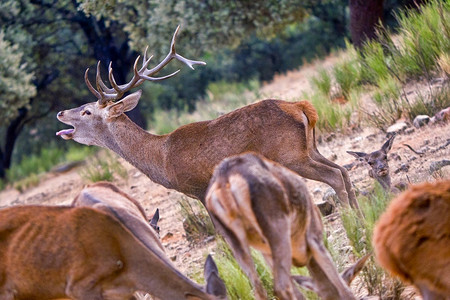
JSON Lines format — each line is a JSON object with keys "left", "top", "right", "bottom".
{"left": 56, "top": 26, "right": 358, "bottom": 210}
{"left": 0, "top": 204, "right": 227, "bottom": 300}
{"left": 373, "top": 179, "right": 450, "bottom": 300}
{"left": 347, "top": 134, "right": 396, "bottom": 192}
{"left": 205, "top": 152, "right": 368, "bottom": 300}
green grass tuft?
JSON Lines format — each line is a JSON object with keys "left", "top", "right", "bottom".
{"left": 79, "top": 151, "right": 128, "bottom": 183}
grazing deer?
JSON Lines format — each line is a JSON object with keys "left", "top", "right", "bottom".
{"left": 56, "top": 27, "right": 358, "bottom": 210}
{"left": 205, "top": 152, "right": 367, "bottom": 300}
{"left": 72, "top": 182, "right": 160, "bottom": 238}
{"left": 0, "top": 205, "right": 227, "bottom": 300}
{"left": 373, "top": 179, "right": 450, "bottom": 300}
{"left": 347, "top": 134, "right": 396, "bottom": 191}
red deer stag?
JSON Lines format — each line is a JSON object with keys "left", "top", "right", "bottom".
{"left": 205, "top": 152, "right": 368, "bottom": 300}
{"left": 56, "top": 26, "right": 358, "bottom": 210}
{"left": 373, "top": 179, "right": 450, "bottom": 300}
{"left": 0, "top": 205, "right": 227, "bottom": 300}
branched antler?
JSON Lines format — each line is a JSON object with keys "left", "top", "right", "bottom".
{"left": 85, "top": 26, "right": 206, "bottom": 106}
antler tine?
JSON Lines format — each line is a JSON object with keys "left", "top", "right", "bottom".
{"left": 143, "top": 46, "right": 149, "bottom": 66}
{"left": 140, "top": 69, "right": 181, "bottom": 82}
{"left": 84, "top": 68, "right": 101, "bottom": 100}
{"left": 94, "top": 61, "right": 117, "bottom": 105}
{"left": 95, "top": 62, "right": 116, "bottom": 94}
{"left": 143, "top": 25, "right": 206, "bottom": 78}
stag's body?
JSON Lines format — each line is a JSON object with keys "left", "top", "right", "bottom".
{"left": 373, "top": 179, "right": 450, "bottom": 300}
{"left": 58, "top": 96, "right": 357, "bottom": 209}
{"left": 205, "top": 152, "right": 359, "bottom": 300}
{"left": 0, "top": 205, "right": 226, "bottom": 300}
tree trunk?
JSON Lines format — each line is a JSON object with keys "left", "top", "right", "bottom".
{"left": 0, "top": 108, "right": 28, "bottom": 179}
{"left": 349, "top": 0, "right": 384, "bottom": 48}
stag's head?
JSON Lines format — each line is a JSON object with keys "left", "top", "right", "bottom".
{"left": 56, "top": 26, "right": 205, "bottom": 146}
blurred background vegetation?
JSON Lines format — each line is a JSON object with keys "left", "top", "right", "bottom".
{"left": 0, "top": 0, "right": 446, "bottom": 185}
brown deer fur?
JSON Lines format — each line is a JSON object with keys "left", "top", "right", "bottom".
{"left": 72, "top": 182, "right": 160, "bottom": 241}
{"left": 373, "top": 179, "right": 450, "bottom": 299}
{"left": 57, "top": 93, "right": 358, "bottom": 209}
{"left": 0, "top": 205, "right": 226, "bottom": 300}
{"left": 205, "top": 152, "right": 364, "bottom": 300}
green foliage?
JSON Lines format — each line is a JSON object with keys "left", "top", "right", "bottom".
{"left": 332, "top": 55, "right": 361, "bottom": 100}
{"left": 79, "top": 151, "right": 128, "bottom": 183}
{"left": 214, "top": 239, "right": 275, "bottom": 300}
{"left": 406, "top": 83, "right": 450, "bottom": 120}
{"left": 214, "top": 238, "right": 321, "bottom": 299}
{"left": 305, "top": 89, "right": 358, "bottom": 133}
{"left": 13, "top": 173, "right": 40, "bottom": 193}
{"left": 79, "top": 0, "right": 307, "bottom": 57}
{"left": 6, "top": 147, "right": 65, "bottom": 182}
{"left": 5, "top": 145, "right": 94, "bottom": 184}
{"left": 310, "top": 68, "right": 332, "bottom": 98}
{"left": 0, "top": 31, "right": 36, "bottom": 126}
{"left": 328, "top": 0, "right": 450, "bottom": 130}
{"left": 178, "top": 197, "right": 215, "bottom": 243}
{"left": 339, "top": 183, "right": 405, "bottom": 298}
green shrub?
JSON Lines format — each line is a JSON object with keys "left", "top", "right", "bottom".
{"left": 13, "top": 173, "right": 40, "bottom": 193}
{"left": 406, "top": 83, "right": 450, "bottom": 120}
{"left": 339, "top": 183, "right": 405, "bottom": 298}
{"left": 310, "top": 68, "right": 332, "bottom": 98}
{"left": 333, "top": 59, "right": 361, "bottom": 100}
{"left": 178, "top": 197, "right": 215, "bottom": 243}
{"left": 4, "top": 144, "right": 96, "bottom": 191}
{"left": 7, "top": 147, "right": 65, "bottom": 182}
{"left": 79, "top": 151, "right": 128, "bottom": 183}
{"left": 306, "top": 90, "right": 357, "bottom": 133}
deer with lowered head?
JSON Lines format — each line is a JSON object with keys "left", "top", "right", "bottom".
{"left": 56, "top": 26, "right": 359, "bottom": 210}
{"left": 0, "top": 204, "right": 227, "bottom": 299}
{"left": 205, "top": 152, "right": 369, "bottom": 300}
{"left": 373, "top": 179, "right": 450, "bottom": 300}
{"left": 72, "top": 181, "right": 160, "bottom": 237}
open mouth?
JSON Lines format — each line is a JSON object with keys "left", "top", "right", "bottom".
{"left": 378, "top": 169, "right": 388, "bottom": 176}
{"left": 56, "top": 128, "right": 75, "bottom": 140}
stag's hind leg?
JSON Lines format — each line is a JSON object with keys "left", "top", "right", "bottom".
{"left": 309, "top": 148, "right": 359, "bottom": 210}
{"left": 290, "top": 158, "right": 351, "bottom": 208}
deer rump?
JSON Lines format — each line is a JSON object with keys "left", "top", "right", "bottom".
{"left": 205, "top": 152, "right": 360, "bottom": 300}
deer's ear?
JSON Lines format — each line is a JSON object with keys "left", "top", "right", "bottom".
{"left": 347, "top": 151, "right": 367, "bottom": 159}
{"left": 106, "top": 90, "right": 142, "bottom": 118}
{"left": 382, "top": 134, "right": 396, "bottom": 152}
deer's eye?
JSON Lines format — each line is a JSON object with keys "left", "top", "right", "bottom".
{"left": 82, "top": 110, "right": 91, "bottom": 116}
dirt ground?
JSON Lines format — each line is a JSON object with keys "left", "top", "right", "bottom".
{"left": 0, "top": 54, "right": 449, "bottom": 298}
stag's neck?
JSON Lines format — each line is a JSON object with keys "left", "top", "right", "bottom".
{"left": 105, "top": 115, "right": 172, "bottom": 188}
